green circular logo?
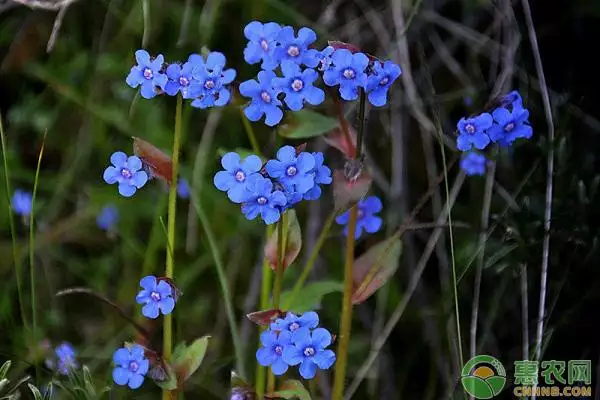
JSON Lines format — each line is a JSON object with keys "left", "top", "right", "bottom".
{"left": 461, "top": 355, "right": 506, "bottom": 399}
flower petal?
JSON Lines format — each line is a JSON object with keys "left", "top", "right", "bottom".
{"left": 113, "top": 349, "right": 131, "bottom": 365}
{"left": 134, "top": 50, "right": 150, "bottom": 66}
{"left": 103, "top": 166, "right": 120, "bottom": 184}
{"left": 214, "top": 171, "right": 236, "bottom": 191}
{"left": 298, "top": 311, "right": 319, "bottom": 329}
{"left": 156, "top": 280, "right": 173, "bottom": 297}
{"left": 299, "top": 359, "right": 317, "bottom": 379}
{"left": 131, "top": 171, "right": 148, "bottom": 188}
{"left": 313, "top": 349, "right": 336, "bottom": 369}
{"left": 271, "top": 358, "right": 289, "bottom": 375}
{"left": 311, "top": 328, "right": 332, "bottom": 349}
{"left": 256, "top": 347, "right": 276, "bottom": 366}
{"left": 112, "top": 367, "right": 131, "bottom": 386}
{"left": 127, "top": 373, "right": 144, "bottom": 389}
{"left": 282, "top": 345, "right": 304, "bottom": 366}
{"left": 363, "top": 216, "right": 382, "bottom": 233}
{"left": 158, "top": 297, "right": 175, "bottom": 315}
{"left": 227, "top": 183, "right": 249, "bottom": 203}
{"left": 140, "top": 275, "right": 157, "bottom": 291}
{"left": 118, "top": 183, "right": 137, "bottom": 197}
{"left": 142, "top": 302, "right": 159, "bottom": 319}
{"left": 276, "top": 146, "right": 297, "bottom": 162}
{"left": 111, "top": 152, "right": 127, "bottom": 167}
{"left": 221, "top": 152, "right": 241, "bottom": 171}
{"left": 127, "top": 156, "right": 142, "bottom": 172}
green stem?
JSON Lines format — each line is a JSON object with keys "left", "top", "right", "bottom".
{"left": 332, "top": 89, "right": 367, "bottom": 399}
{"left": 255, "top": 225, "right": 273, "bottom": 398}
{"left": 30, "top": 131, "right": 46, "bottom": 383}
{"left": 0, "top": 115, "right": 28, "bottom": 330}
{"left": 283, "top": 210, "right": 336, "bottom": 310}
{"left": 240, "top": 109, "right": 261, "bottom": 155}
{"left": 162, "top": 95, "right": 182, "bottom": 400}
{"left": 192, "top": 198, "right": 246, "bottom": 378}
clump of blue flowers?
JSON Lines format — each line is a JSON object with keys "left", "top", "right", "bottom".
{"left": 336, "top": 195, "right": 383, "bottom": 240}
{"left": 456, "top": 90, "right": 533, "bottom": 176}
{"left": 97, "top": 204, "right": 119, "bottom": 231}
{"left": 256, "top": 311, "right": 336, "bottom": 379}
{"left": 213, "top": 146, "right": 332, "bottom": 224}
{"left": 45, "top": 342, "right": 78, "bottom": 376}
{"left": 136, "top": 275, "right": 176, "bottom": 319}
{"left": 112, "top": 344, "right": 149, "bottom": 389}
{"left": 240, "top": 21, "right": 402, "bottom": 127}
{"left": 11, "top": 189, "right": 32, "bottom": 217}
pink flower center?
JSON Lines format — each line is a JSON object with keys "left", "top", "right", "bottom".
{"left": 143, "top": 68, "right": 153, "bottom": 79}
{"left": 343, "top": 68, "right": 355, "bottom": 79}
{"left": 261, "top": 91, "right": 271, "bottom": 103}
{"left": 235, "top": 170, "right": 246, "bottom": 182}
{"left": 287, "top": 46, "right": 300, "bottom": 57}
{"left": 380, "top": 77, "right": 389, "bottom": 86}
{"left": 465, "top": 123, "right": 476, "bottom": 134}
{"left": 260, "top": 39, "right": 269, "bottom": 51}
{"left": 179, "top": 76, "right": 189, "bottom": 86}
{"left": 129, "top": 361, "right": 139, "bottom": 372}
{"left": 150, "top": 291, "right": 161, "bottom": 301}
{"left": 504, "top": 122, "right": 515, "bottom": 132}
{"left": 274, "top": 345, "right": 283, "bottom": 355}
{"left": 289, "top": 322, "right": 300, "bottom": 331}
{"left": 204, "top": 80, "right": 215, "bottom": 90}
{"left": 357, "top": 209, "right": 364, "bottom": 219}
{"left": 120, "top": 168, "right": 132, "bottom": 179}
{"left": 291, "top": 79, "right": 304, "bottom": 92}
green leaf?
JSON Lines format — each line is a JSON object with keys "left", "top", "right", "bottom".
{"left": 267, "top": 379, "right": 312, "bottom": 400}
{"left": 278, "top": 281, "right": 343, "bottom": 313}
{"left": 28, "top": 383, "right": 43, "bottom": 400}
{"left": 153, "top": 363, "right": 178, "bottom": 391}
{"left": 264, "top": 210, "right": 302, "bottom": 271}
{"left": 0, "top": 361, "right": 10, "bottom": 380}
{"left": 352, "top": 237, "right": 402, "bottom": 304}
{"left": 173, "top": 335, "right": 211, "bottom": 382}
{"left": 279, "top": 110, "right": 338, "bottom": 139}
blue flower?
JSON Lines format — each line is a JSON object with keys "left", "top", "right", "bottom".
{"left": 11, "top": 189, "right": 32, "bottom": 217}
{"left": 164, "top": 59, "right": 197, "bottom": 98}
{"left": 460, "top": 152, "right": 487, "bottom": 176}
{"left": 241, "top": 175, "right": 287, "bottom": 225}
{"left": 272, "top": 61, "right": 324, "bottom": 111}
{"left": 282, "top": 327, "right": 336, "bottom": 379}
{"left": 125, "top": 50, "right": 168, "bottom": 99}
{"left": 499, "top": 90, "right": 523, "bottom": 110}
{"left": 214, "top": 152, "right": 262, "bottom": 203}
{"left": 303, "top": 152, "right": 332, "bottom": 201}
{"left": 190, "top": 52, "right": 236, "bottom": 109}
{"left": 487, "top": 106, "right": 532, "bottom": 147}
{"left": 270, "top": 312, "right": 319, "bottom": 333}
{"left": 135, "top": 275, "right": 175, "bottom": 319}
{"left": 274, "top": 26, "right": 319, "bottom": 68}
{"left": 266, "top": 146, "right": 315, "bottom": 194}
{"left": 456, "top": 113, "right": 493, "bottom": 151}
{"left": 240, "top": 70, "right": 284, "bottom": 127}
{"left": 256, "top": 329, "right": 293, "bottom": 375}
{"left": 177, "top": 178, "right": 191, "bottom": 199}
{"left": 336, "top": 196, "right": 383, "bottom": 240}
{"left": 112, "top": 344, "right": 149, "bottom": 390}
{"left": 243, "top": 21, "right": 282, "bottom": 70}
{"left": 103, "top": 151, "right": 149, "bottom": 197}
{"left": 277, "top": 182, "right": 303, "bottom": 211}
{"left": 316, "top": 46, "right": 334, "bottom": 72}
{"left": 323, "top": 49, "right": 369, "bottom": 101}
{"left": 55, "top": 342, "right": 77, "bottom": 375}
{"left": 365, "top": 61, "right": 402, "bottom": 107}
{"left": 97, "top": 205, "right": 119, "bottom": 231}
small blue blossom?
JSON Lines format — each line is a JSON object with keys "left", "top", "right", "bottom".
{"left": 256, "top": 329, "right": 293, "bottom": 375}
{"left": 135, "top": 275, "right": 175, "bottom": 319}
{"left": 336, "top": 196, "right": 383, "bottom": 240}
{"left": 274, "top": 26, "right": 319, "bottom": 68}
{"left": 177, "top": 178, "right": 191, "bottom": 199}
{"left": 277, "top": 182, "right": 303, "bottom": 211}
{"left": 316, "top": 46, "right": 334, "bottom": 72}
{"left": 190, "top": 52, "right": 236, "bottom": 109}
{"left": 456, "top": 113, "right": 493, "bottom": 151}
{"left": 499, "top": 90, "right": 523, "bottom": 110}
{"left": 487, "top": 106, "right": 532, "bottom": 147}
{"left": 112, "top": 344, "right": 149, "bottom": 390}
{"left": 214, "top": 152, "right": 263, "bottom": 203}
{"left": 97, "top": 205, "right": 119, "bottom": 231}
{"left": 365, "top": 61, "right": 402, "bottom": 107}
{"left": 303, "top": 152, "right": 332, "bottom": 200}
{"left": 243, "top": 21, "right": 282, "bottom": 70}
{"left": 460, "top": 152, "right": 487, "bottom": 176}
{"left": 125, "top": 50, "right": 168, "bottom": 99}
{"left": 270, "top": 312, "right": 319, "bottom": 333}
{"left": 11, "top": 189, "right": 32, "bottom": 217}
{"left": 103, "top": 151, "right": 149, "bottom": 197}
{"left": 273, "top": 61, "right": 324, "bottom": 111}
{"left": 282, "top": 327, "right": 336, "bottom": 379}
{"left": 165, "top": 60, "right": 197, "bottom": 98}
{"left": 240, "top": 70, "right": 284, "bottom": 127}
{"left": 265, "top": 146, "right": 315, "bottom": 194}
{"left": 323, "top": 49, "right": 369, "bottom": 101}
{"left": 55, "top": 342, "right": 77, "bottom": 375}
{"left": 241, "top": 175, "right": 287, "bottom": 225}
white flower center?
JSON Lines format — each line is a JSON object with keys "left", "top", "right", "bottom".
{"left": 504, "top": 122, "right": 515, "bottom": 132}
{"left": 260, "top": 39, "right": 269, "bottom": 51}
{"left": 257, "top": 196, "right": 267, "bottom": 205}
{"left": 289, "top": 322, "right": 300, "bottom": 331}
{"left": 286, "top": 166, "right": 297, "bottom": 176}
{"left": 465, "top": 123, "right": 476, "bottom": 134}
{"left": 235, "top": 170, "right": 246, "bottom": 182}
{"left": 291, "top": 79, "right": 304, "bottom": 92}
{"left": 303, "top": 347, "right": 315, "bottom": 357}
{"left": 143, "top": 68, "right": 153, "bottom": 79}
{"left": 380, "top": 77, "right": 389, "bottom": 86}
{"left": 179, "top": 76, "right": 189, "bottom": 86}
{"left": 343, "top": 68, "right": 355, "bottom": 79}
{"left": 287, "top": 45, "right": 300, "bottom": 57}
{"left": 120, "top": 168, "right": 132, "bottom": 179}
{"left": 274, "top": 345, "right": 283, "bottom": 355}
{"left": 204, "top": 80, "right": 215, "bottom": 90}
{"left": 261, "top": 91, "right": 271, "bottom": 103}
{"left": 150, "top": 291, "right": 161, "bottom": 301}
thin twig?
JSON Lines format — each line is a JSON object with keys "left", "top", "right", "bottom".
{"left": 520, "top": 264, "right": 529, "bottom": 360}
{"left": 46, "top": 4, "right": 69, "bottom": 52}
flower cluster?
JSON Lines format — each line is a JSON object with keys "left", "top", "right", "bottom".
{"left": 11, "top": 189, "right": 32, "bottom": 217}
{"left": 136, "top": 275, "right": 176, "bottom": 319}
{"left": 240, "top": 21, "right": 402, "bottom": 126}
{"left": 126, "top": 49, "right": 236, "bottom": 109}
{"left": 97, "top": 204, "right": 119, "bottom": 231}
{"left": 213, "top": 146, "right": 332, "bottom": 224}
{"left": 112, "top": 344, "right": 149, "bottom": 389}
{"left": 256, "top": 311, "right": 336, "bottom": 379}
{"left": 103, "top": 151, "right": 149, "bottom": 197}
{"left": 335, "top": 195, "right": 383, "bottom": 240}
{"left": 456, "top": 90, "right": 533, "bottom": 176}
{"left": 45, "top": 342, "right": 78, "bottom": 376}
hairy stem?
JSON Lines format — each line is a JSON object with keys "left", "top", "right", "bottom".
{"left": 162, "top": 95, "right": 182, "bottom": 400}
